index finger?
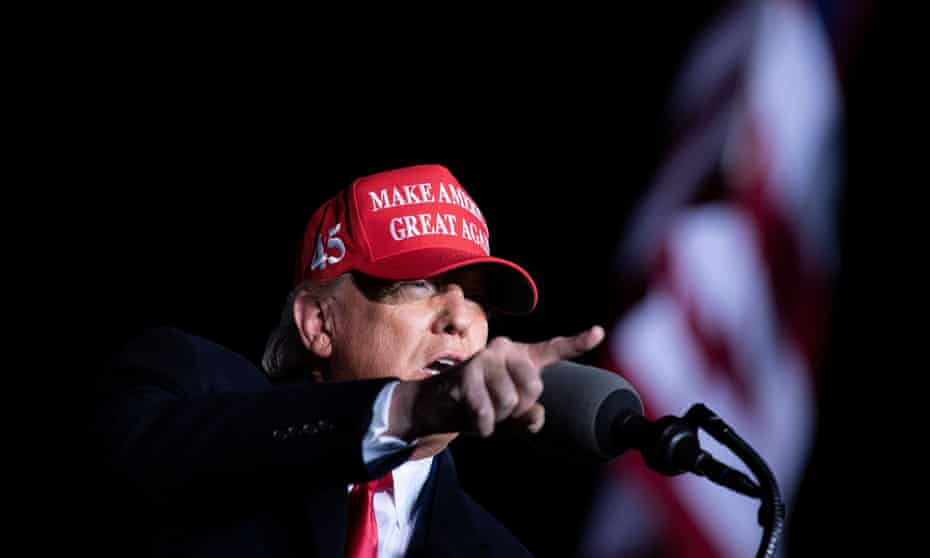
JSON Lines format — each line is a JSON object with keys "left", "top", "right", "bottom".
{"left": 527, "top": 325, "right": 606, "bottom": 368}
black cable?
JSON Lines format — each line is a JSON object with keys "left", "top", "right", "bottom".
{"left": 618, "top": 405, "right": 785, "bottom": 558}
{"left": 685, "top": 404, "right": 785, "bottom": 558}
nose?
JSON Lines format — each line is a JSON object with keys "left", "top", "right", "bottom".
{"left": 432, "top": 284, "right": 481, "bottom": 336}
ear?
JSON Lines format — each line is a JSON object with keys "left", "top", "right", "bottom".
{"left": 293, "top": 288, "right": 333, "bottom": 359}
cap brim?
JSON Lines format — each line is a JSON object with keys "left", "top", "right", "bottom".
{"left": 354, "top": 247, "right": 538, "bottom": 315}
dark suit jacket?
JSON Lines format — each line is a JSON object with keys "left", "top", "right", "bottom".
{"left": 90, "top": 327, "right": 532, "bottom": 557}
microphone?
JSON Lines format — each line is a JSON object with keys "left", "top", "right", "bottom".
{"left": 538, "top": 361, "right": 759, "bottom": 498}
{"left": 537, "top": 360, "right": 644, "bottom": 461}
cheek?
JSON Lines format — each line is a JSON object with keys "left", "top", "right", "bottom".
{"left": 337, "top": 306, "right": 425, "bottom": 380}
{"left": 471, "top": 310, "right": 490, "bottom": 347}
{"left": 473, "top": 325, "right": 489, "bottom": 349}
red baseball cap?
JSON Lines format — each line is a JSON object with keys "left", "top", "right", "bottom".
{"left": 296, "top": 164, "right": 538, "bottom": 314}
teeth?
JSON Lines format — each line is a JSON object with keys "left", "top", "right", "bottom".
{"left": 424, "top": 358, "right": 459, "bottom": 375}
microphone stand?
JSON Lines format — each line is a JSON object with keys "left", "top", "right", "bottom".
{"left": 616, "top": 404, "right": 785, "bottom": 558}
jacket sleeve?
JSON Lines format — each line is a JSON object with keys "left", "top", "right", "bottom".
{"left": 92, "top": 327, "right": 403, "bottom": 507}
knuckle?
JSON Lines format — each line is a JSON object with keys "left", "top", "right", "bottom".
{"left": 489, "top": 336, "right": 512, "bottom": 350}
{"left": 503, "top": 393, "right": 519, "bottom": 411}
{"left": 464, "top": 382, "right": 483, "bottom": 404}
{"left": 472, "top": 401, "right": 492, "bottom": 423}
{"left": 526, "top": 378, "right": 543, "bottom": 398}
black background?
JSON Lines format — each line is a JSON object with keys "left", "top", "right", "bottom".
{"left": 56, "top": 6, "right": 881, "bottom": 556}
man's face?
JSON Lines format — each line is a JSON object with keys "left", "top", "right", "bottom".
{"left": 323, "top": 268, "right": 490, "bottom": 459}
{"left": 326, "top": 268, "right": 490, "bottom": 384}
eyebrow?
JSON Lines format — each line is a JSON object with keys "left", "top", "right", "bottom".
{"left": 350, "top": 272, "right": 401, "bottom": 300}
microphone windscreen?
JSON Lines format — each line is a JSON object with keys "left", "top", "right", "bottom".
{"left": 538, "top": 360, "right": 643, "bottom": 461}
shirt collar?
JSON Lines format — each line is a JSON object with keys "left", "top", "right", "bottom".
{"left": 390, "top": 455, "right": 434, "bottom": 523}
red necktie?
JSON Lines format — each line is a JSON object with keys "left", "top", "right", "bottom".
{"left": 345, "top": 473, "right": 394, "bottom": 558}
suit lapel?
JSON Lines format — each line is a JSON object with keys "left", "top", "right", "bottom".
{"left": 410, "top": 450, "right": 487, "bottom": 558}
{"left": 299, "top": 450, "right": 487, "bottom": 557}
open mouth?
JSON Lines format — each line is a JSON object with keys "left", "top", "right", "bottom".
{"left": 423, "top": 357, "right": 460, "bottom": 376}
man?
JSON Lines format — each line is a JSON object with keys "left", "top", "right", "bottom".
{"left": 93, "top": 164, "right": 604, "bottom": 557}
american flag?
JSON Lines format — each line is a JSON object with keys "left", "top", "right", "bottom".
{"left": 579, "top": 1, "right": 866, "bottom": 556}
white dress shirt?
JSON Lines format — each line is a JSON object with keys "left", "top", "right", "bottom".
{"left": 354, "top": 381, "right": 432, "bottom": 558}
